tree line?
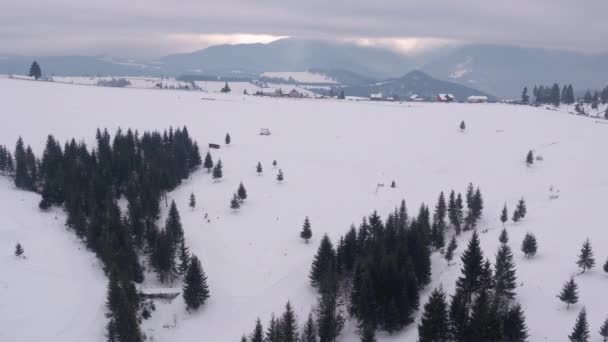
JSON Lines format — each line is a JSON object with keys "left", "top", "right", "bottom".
{"left": 5, "top": 126, "right": 204, "bottom": 342}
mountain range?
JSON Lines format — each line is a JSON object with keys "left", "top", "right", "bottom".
{"left": 1, "top": 38, "right": 607, "bottom": 99}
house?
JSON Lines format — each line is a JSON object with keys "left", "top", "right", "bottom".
{"left": 437, "top": 94, "right": 455, "bottom": 102}
{"left": 409, "top": 94, "right": 424, "bottom": 102}
{"left": 370, "top": 92, "right": 383, "bottom": 101}
{"left": 287, "top": 89, "right": 302, "bottom": 98}
{"left": 467, "top": 95, "right": 488, "bottom": 103}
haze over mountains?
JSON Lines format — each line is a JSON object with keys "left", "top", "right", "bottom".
{"left": 1, "top": 38, "right": 607, "bottom": 98}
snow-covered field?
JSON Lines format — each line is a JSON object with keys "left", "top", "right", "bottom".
{"left": 0, "top": 77, "right": 607, "bottom": 341}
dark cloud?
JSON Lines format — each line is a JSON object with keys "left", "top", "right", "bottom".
{"left": 0, "top": 0, "right": 606, "bottom": 57}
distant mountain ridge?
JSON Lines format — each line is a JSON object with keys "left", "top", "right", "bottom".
{"left": 1, "top": 38, "right": 607, "bottom": 99}
{"left": 342, "top": 70, "right": 495, "bottom": 101}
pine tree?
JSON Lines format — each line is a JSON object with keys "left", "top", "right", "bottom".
{"left": 454, "top": 193, "right": 464, "bottom": 233}
{"left": 256, "top": 161, "right": 263, "bottom": 175}
{"left": 526, "top": 150, "right": 534, "bottom": 165}
{"left": 251, "top": 318, "right": 264, "bottom": 342}
{"left": 460, "top": 120, "right": 466, "bottom": 131}
{"left": 577, "top": 239, "right": 595, "bottom": 273}
{"left": 189, "top": 193, "right": 196, "bottom": 209}
{"left": 390, "top": 180, "right": 396, "bottom": 188}
{"left": 448, "top": 190, "right": 457, "bottom": 227}
{"left": 166, "top": 201, "right": 184, "bottom": 244}
{"left": 273, "top": 160, "right": 277, "bottom": 168}
{"left": 212, "top": 159, "right": 223, "bottom": 181}
{"left": 604, "top": 258, "right": 608, "bottom": 274}
{"left": 178, "top": 241, "right": 190, "bottom": 275}
{"left": 280, "top": 301, "right": 299, "bottom": 342}
{"left": 494, "top": 244, "right": 517, "bottom": 301}
{"left": 417, "top": 287, "right": 449, "bottom": 342}
{"left": 521, "top": 233, "right": 537, "bottom": 258}
{"left": 230, "top": 193, "right": 241, "bottom": 212}
{"left": 503, "top": 304, "right": 529, "bottom": 342}
{"left": 301, "top": 312, "right": 318, "bottom": 342}
{"left": 225, "top": 133, "right": 231, "bottom": 145}
{"left": 237, "top": 182, "right": 247, "bottom": 202}
{"left": 558, "top": 278, "right": 579, "bottom": 309}
{"left": 14, "top": 243, "right": 24, "bottom": 257}
{"left": 569, "top": 308, "right": 590, "bottom": 342}
{"left": 445, "top": 236, "right": 458, "bottom": 265}
{"left": 29, "top": 61, "right": 42, "bottom": 79}
{"left": 203, "top": 152, "right": 213, "bottom": 172}
{"left": 499, "top": 228, "right": 509, "bottom": 244}
{"left": 300, "top": 216, "right": 313, "bottom": 243}
{"left": 309, "top": 234, "right": 336, "bottom": 287}
{"left": 183, "top": 256, "right": 210, "bottom": 311}
{"left": 277, "top": 169, "right": 284, "bottom": 182}
{"left": 241, "top": 335, "right": 247, "bottom": 342}
{"left": 599, "top": 317, "right": 608, "bottom": 342}
{"left": 500, "top": 204, "right": 508, "bottom": 226}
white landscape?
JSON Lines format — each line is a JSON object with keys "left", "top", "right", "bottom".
{"left": 1, "top": 76, "right": 607, "bottom": 341}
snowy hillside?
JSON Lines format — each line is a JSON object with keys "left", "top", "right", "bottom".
{"left": 260, "top": 71, "right": 337, "bottom": 84}
{"left": 1, "top": 77, "right": 607, "bottom": 341}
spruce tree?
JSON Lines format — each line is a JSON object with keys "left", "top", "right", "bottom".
{"left": 500, "top": 204, "right": 508, "bottom": 226}
{"left": 503, "top": 304, "right": 529, "bottom": 342}
{"left": 300, "top": 216, "right": 313, "bottom": 243}
{"left": 526, "top": 150, "right": 534, "bottom": 165}
{"left": 212, "top": 159, "right": 223, "bottom": 181}
{"left": 277, "top": 169, "right": 284, "bottom": 182}
{"left": 189, "top": 193, "right": 196, "bottom": 209}
{"left": 460, "top": 120, "right": 466, "bottom": 131}
{"left": 603, "top": 258, "right": 608, "bottom": 274}
{"left": 456, "top": 230, "right": 484, "bottom": 298}
{"left": 599, "top": 317, "right": 608, "bottom": 342}
{"left": 230, "top": 193, "right": 241, "bottom": 212}
{"left": 494, "top": 244, "right": 517, "bottom": 301}
{"left": 256, "top": 161, "right": 263, "bottom": 175}
{"left": 273, "top": 160, "right": 277, "bottom": 168}
{"left": 577, "top": 239, "right": 595, "bottom": 273}
{"left": 203, "top": 152, "right": 213, "bottom": 172}
{"left": 29, "top": 61, "right": 42, "bottom": 79}
{"left": 454, "top": 193, "right": 464, "bottom": 233}
{"left": 266, "top": 314, "right": 282, "bottom": 342}
{"left": 251, "top": 318, "right": 264, "bottom": 342}
{"left": 309, "top": 234, "right": 336, "bottom": 287}
{"left": 178, "top": 241, "right": 190, "bottom": 275}
{"left": 182, "top": 256, "right": 210, "bottom": 311}
{"left": 417, "top": 287, "right": 449, "bottom": 342}
{"left": 316, "top": 281, "right": 344, "bottom": 342}
{"left": 225, "top": 133, "right": 231, "bottom": 145}
{"left": 166, "top": 201, "right": 184, "bottom": 244}
{"left": 521, "top": 87, "right": 529, "bottom": 103}
{"left": 521, "top": 233, "right": 537, "bottom": 258}
{"left": 558, "top": 278, "right": 579, "bottom": 309}
{"left": 499, "top": 228, "right": 509, "bottom": 244}
{"left": 360, "top": 324, "right": 376, "bottom": 342}
{"left": 569, "top": 308, "right": 590, "bottom": 342}
{"left": 14, "top": 243, "right": 24, "bottom": 257}
{"left": 237, "top": 182, "right": 247, "bottom": 202}
{"left": 280, "top": 301, "right": 298, "bottom": 342}
{"left": 445, "top": 236, "right": 457, "bottom": 265}
{"left": 301, "top": 313, "right": 318, "bottom": 342}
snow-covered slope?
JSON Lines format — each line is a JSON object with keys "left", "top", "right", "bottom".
{"left": 0, "top": 176, "right": 107, "bottom": 342}
{"left": 1, "top": 77, "right": 607, "bottom": 341}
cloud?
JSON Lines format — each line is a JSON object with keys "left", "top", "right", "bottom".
{"left": 0, "top": 0, "right": 606, "bottom": 57}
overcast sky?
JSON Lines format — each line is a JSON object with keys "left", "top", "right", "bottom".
{"left": 1, "top": 0, "right": 607, "bottom": 58}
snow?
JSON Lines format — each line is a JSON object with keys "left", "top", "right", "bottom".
{"left": 260, "top": 71, "right": 337, "bottom": 84}
{"left": 0, "top": 177, "right": 107, "bottom": 342}
{"left": 1, "top": 77, "right": 608, "bottom": 341}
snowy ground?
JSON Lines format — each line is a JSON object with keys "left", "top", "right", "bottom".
{"left": 0, "top": 77, "right": 607, "bottom": 341}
